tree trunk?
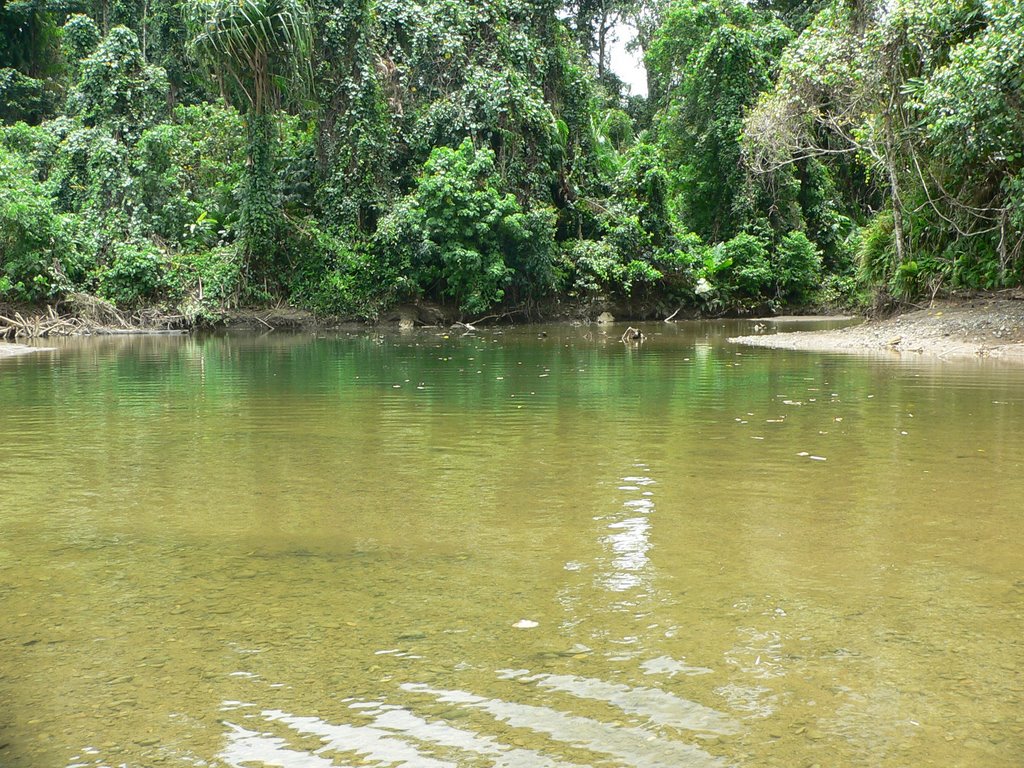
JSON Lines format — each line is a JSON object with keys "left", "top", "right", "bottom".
{"left": 883, "top": 89, "right": 906, "bottom": 266}
{"left": 241, "top": 112, "right": 279, "bottom": 276}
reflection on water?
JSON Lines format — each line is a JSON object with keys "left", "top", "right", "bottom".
{"left": 498, "top": 671, "right": 738, "bottom": 735}
{"left": 220, "top": 667, "right": 733, "bottom": 768}
{"left": 600, "top": 468, "right": 656, "bottom": 593}
{"left": 1, "top": 321, "right": 1023, "bottom": 767}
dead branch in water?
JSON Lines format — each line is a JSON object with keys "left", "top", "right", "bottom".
{"left": 0, "top": 295, "right": 190, "bottom": 339}
{"left": 468, "top": 308, "right": 527, "bottom": 326}
{"left": 621, "top": 326, "right": 645, "bottom": 343}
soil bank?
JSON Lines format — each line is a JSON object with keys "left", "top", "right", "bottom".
{"left": 731, "top": 298, "right": 1024, "bottom": 362}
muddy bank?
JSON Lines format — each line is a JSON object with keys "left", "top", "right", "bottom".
{"left": 0, "top": 342, "right": 53, "bottom": 359}
{"left": 730, "top": 298, "right": 1024, "bottom": 362}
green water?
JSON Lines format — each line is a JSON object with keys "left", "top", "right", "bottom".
{"left": 1, "top": 321, "right": 1022, "bottom": 768}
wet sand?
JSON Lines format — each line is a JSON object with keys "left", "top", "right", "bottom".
{"left": 731, "top": 299, "right": 1024, "bottom": 362}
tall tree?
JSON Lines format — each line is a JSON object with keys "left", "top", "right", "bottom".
{"left": 565, "top": 0, "right": 638, "bottom": 78}
{"left": 189, "top": 0, "right": 312, "bottom": 276}
{"left": 648, "top": 0, "right": 790, "bottom": 241}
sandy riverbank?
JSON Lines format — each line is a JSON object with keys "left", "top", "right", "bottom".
{"left": 731, "top": 298, "right": 1024, "bottom": 361}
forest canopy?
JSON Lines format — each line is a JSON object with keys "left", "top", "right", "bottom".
{"left": 1, "top": 0, "right": 1021, "bottom": 321}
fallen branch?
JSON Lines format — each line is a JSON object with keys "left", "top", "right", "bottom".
{"left": 621, "top": 327, "right": 645, "bottom": 343}
{"left": 467, "top": 308, "right": 527, "bottom": 326}
{"left": 0, "top": 296, "right": 193, "bottom": 339}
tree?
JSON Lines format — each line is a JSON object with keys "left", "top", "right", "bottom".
{"left": 649, "top": 0, "right": 790, "bottom": 241}
{"left": 189, "top": 0, "right": 312, "bottom": 276}
{"left": 377, "top": 138, "right": 557, "bottom": 314}
{"left": 743, "top": 0, "right": 1021, "bottom": 295}
{"left": 565, "top": 0, "right": 639, "bottom": 78}
{"left": 72, "top": 26, "right": 168, "bottom": 144}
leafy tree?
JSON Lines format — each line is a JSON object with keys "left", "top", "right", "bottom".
{"left": 649, "top": 0, "right": 790, "bottom": 241}
{"left": 71, "top": 26, "right": 168, "bottom": 143}
{"left": 744, "top": 0, "right": 1021, "bottom": 297}
{"left": 61, "top": 14, "right": 101, "bottom": 79}
{"left": 378, "top": 138, "right": 556, "bottom": 315}
{"left": 774, "top": 230, "right": 822, "bottom": 302}
{"left": 0, "top": 144, "right": 85, "bottom": 301}
{"left": 189, "top": 0, "right": 312, "bottom": 276}
{"left": 564, "top": 0, "right": 640, "bottom": 78}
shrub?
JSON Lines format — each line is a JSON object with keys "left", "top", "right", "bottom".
{"left": 166, "top": 246, "right": 244, "bottom": 323}
{"left": 0, "top": 147, "right": 84, "bottom": 301}
{"left": 717, "top": 233, "right": 773, "bottom": 302}
{"left": 558, "top": 239, "right": 622, "bottom": 299}
{"left": 775, "top": 231, "right": 822, "bottom": 303}
{"left": 0, "top": 121, "right": 61, "bottom": 181}
{"left": 289, "top": 223, "right": 408, "bottom": 319}
{"left": 96, "top": 241, "right": 167, "bottom": 306}
{"left": 622, "top": 259, "right": 663, "bottom": 294}
{"left": 503, "top": 207, "right": 558, "bottom": 301}
{"left": 378, "top": 138, "right": 556, "bottom": 315}
{"left": 132, "top": 103, "right": 246, "bottom": 250}
{"left": 857, "top": 211, "right": 896, "bottom": 286}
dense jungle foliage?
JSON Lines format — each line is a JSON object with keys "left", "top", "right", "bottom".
{"left": 1, "top": 0, "right": 1021, "bottom": 321}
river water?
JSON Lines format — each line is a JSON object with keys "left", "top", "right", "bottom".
{"left": 1, "top": 320, "right": 1022, "bottom": 767}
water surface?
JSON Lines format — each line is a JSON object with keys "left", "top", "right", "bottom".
{"left": 1, "top": 321, "right": 1022, "bottom": 767}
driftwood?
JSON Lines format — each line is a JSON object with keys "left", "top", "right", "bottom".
{"left": 0, "top": 295, "right": 189, "bottom": 339}
{"left": 450, "top": 308, "right": 527, "bottom": 334}
{"left": 621, "top": 326, "right": 645, "bottom": 343}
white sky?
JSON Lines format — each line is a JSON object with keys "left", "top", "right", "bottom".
{"left": 606, "top": 22, "right": 648, "bottom": 97}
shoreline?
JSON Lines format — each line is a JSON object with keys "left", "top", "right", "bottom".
{"left": 0, "top": 342, "right": 54, "bottom": 359}
{"left": 731, "top": 298, "right": 1024, "bottom": 362}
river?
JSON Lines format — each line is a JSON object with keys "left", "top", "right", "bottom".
{"left": 1, "top": 320, "right": 1022, "bottom": 767}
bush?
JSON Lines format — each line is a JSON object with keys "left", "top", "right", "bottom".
{"left": 857, "top": 211, "right": 896, "bottom": 286}
{"left": 289, "top": 223, "right": 408, "bottom": 319}
{"left": 623, "top": 259, "right": 663, "bottom": 294}
{"left": 602, "top": 211, "right": 653, "bottom": 263}
{"left": 377, "top": 138, "right": 556, "bottom": 315}
{"left": 615, "top": 141, "right": 671, "bottom": 247}
{"left": 650, "top": 237, "right": 704, "bottom": 300}
{"left": 503, "top": 207, "right": 558, "bottom": 301}
{"left": 0, "top": 121, "right": 61, "bottom": 181}
{"left": 132, "top": 104, "right": 246, "bottom": 250}
{"left": 558, "top": 239, "right": 622, "bottom": 299}
{"left": 49, "top": 127, "right": 129, "bottom": 214}
{"left": 0, "top": 147, "right": 84, "bottom": 301}
{"left": 717, "top": 233, "right": 773, "bottom": 302}
{"left": 96, "top": 241, "right": 167, "bottom": 306}
{"left": 818, "top": 273, "right": 864, "bottom": 309}
{"left": 775, "top": 231, "right": 822, "bottom": 303}
{"left": 166, "top": 246, "right": 244, "bottom": 323}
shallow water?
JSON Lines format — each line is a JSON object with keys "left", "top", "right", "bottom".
{"left": 1, "top": 321, "right": 1022, "bottom": 767}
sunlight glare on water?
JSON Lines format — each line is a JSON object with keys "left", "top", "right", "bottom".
{"left": 0, "top": 321, "right": 1022, "bottom": 767}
